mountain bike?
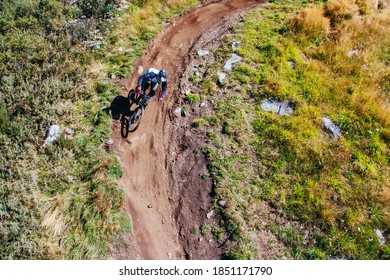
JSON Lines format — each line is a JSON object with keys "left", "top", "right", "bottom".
{"left": 120, "top": 90, "right": 151, "bottom": 138}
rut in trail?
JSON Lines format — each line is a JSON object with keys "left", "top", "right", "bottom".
{"left": 109, "top": 0, "right": 264, "bottom": 260}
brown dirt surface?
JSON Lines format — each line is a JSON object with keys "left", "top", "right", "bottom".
{"left": 109, "top": 0, "right": 265, "bottom": 260}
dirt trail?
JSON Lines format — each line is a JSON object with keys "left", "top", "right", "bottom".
{"left": 110, "top": 0, "right": 264, "bottom": 260}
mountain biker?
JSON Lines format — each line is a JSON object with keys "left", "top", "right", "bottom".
{"left": 135, "top": 68, "right": 167, "bottom": 103}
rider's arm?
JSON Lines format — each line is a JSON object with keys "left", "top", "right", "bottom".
{"left": 137, "top": 74, "right": 145, "bottom": 90}
{"left": 160, "top": 81, "right": 167, "bottom": 98}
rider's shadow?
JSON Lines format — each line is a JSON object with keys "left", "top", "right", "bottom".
{"left": 103, "top": 90, "right": 140, "bottom": 120}
{"left": 103, "top": 95, "right": 131, "bottom": 120}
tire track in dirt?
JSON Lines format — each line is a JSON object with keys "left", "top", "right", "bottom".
{"left": 110, "top": 0, "right": 264, "bottom": 260}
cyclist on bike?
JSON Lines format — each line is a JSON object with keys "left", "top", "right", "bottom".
{"left": 135, "top": 68, "right": 167, "bottom": 103}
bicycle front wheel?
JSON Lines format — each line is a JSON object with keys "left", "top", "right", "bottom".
{"left": 121, "top": 117, "right": 129, "bottom": 138}
{"left": 129, "top": 107, "right": 144, "bottom": 132}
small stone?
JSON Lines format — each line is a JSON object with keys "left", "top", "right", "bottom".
{"left": 118, "top": 47, "right": 123, "bottom": 53}
{"left": 65, "top": 128, "right": 75, "bottom": 135}
{"left": 197, "top": 49, "right": 209, "bottom": 56}
{"left": 322, "top": 117, "right": 342, "bottom": 140}
{"left": 174, "top": 107, "right": 182, "bottom": 117}
{"left": 218, "top": 72, "right": 226, "bottom": 84}
{"left": 232, "top": 41, "right": 242, "bottom": 51}
{"left": 147, "top": 204, "right": 153, "bottom": 208}
{"left": 168, "top": 253, "right": 172, "bottom": 259}
{"left": 138, "top": 65, "right": 144, "bottom": 74}
{"left": 162, "top": 220, "right": 166, "bottom": 224}
{"left": 287, "top": 60, "right": 297, "bottom": 68}
{"left": 224, "top": 54, "right": 242, "bottom": 71}
{"left": 87, "top": 41, "right": 102, "bottom": 49}
{"left": 111, "top": 74, "right": 116, "bottom": 79}
{"left": 347, "top": 50, "right": 359, "bottom": 57}
{"left": 218, "top": 200, "right": 226, "bottom": 207}
{"left": 42, "top": 125, "right": 61, "bottom": 147}
{"left": 198, "top": 237, "right": 203, "bottom": 242}
{"left": 106, "top": 138, "right": 114, "bottom": 145}
{"left": 206, "top": 210, "right": 214, "bottom": 219}
{"left": 261, "top": 98, "right": 294, "bottom": 116}
{"left": 199, "top": 102, "right": 206, "bottom": 108}
{"left": 375, "top": 228, "right": 386, "bottom": 245}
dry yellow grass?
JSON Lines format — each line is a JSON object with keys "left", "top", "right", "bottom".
{"left": 325, "top": 0, "right": 359, "bottom": 25}
{"left": 290, "top": 6, "right": 330, "bottom": 37}
{"left": 351, "top": 88, "right": 390, "bottom": 126}
{"left": 41, "top": 194, "right": 72, "bottom": 237}
{"left": 314, "top": 4, "right": 390, "bottom": 128}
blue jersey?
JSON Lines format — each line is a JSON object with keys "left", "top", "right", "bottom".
{"left": 137, "top": 68, "right": 167, "bottom": 98}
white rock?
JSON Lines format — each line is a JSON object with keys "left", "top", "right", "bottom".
{"left": 117, "top": 4, "right": 129, "bottom": 12}
{"left": 287, "top": 60, "right": 297, "bottom": 68}
{"left": 218, "top": 200, "right": 226, "bottom": 207}
{"left": 197, "top": 49, "right": 209, "bottom": 56}
{"left": 224, "top": 54, "right": 242, "bottom": 71}
{"left": 65, "top": 128, "right": 75, "bottom": 135}
{"left": 138, "top": 65, "right": 144, "bottom": 74}
{"left": 43, "top": 125, "right": 61, "bottom": 147}
{"left": 261, "top": 99, "right": 294, "bottom": 116}
{"left": 232, "top": 41, "right": 242, "bottom": 51}
{"left": 375, "top": 228, "right": 386, "bottom": 245}
{"left": 347, "top": 50, "right": 359, "bottom": 57}
{"left": 106, "top": 138, "right": 114, "bottom": 145}
{"left": 173, "top": 107, "right": 182, "bottom": 117}
{"left": 218, "top": 72, "right": 226, "bottom": 84}
{"left": 87, "top": 41, "right": 102, "bottom": 49}
{"left": 322, "top": 117, "right": 342, "bottom": 140}
{"left": 206, "top": 210, "right": 214, "bottom": 219}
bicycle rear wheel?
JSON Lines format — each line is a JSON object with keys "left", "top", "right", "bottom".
{"left": 129, "top": 107, "right": 144, "bottom": 132}
{"left": 121, "top": 117, "right": 129, "bottom": 138}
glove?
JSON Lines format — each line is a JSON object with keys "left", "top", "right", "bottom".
{"left": 136, "top": 86, "right": 142, "bottom": 94}
{"left": 158, "top": 97, "right": 164, "bottom": 103}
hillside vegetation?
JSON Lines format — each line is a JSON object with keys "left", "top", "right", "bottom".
{"left": 0, "top": 0, "right": 199, "bottom": 259}
{"left": 188, "top": 0, "right": 389, "bottom": 259}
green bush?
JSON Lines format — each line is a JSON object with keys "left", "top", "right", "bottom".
{"left": 186, "top": 93, "right": 201, "bottom": 104}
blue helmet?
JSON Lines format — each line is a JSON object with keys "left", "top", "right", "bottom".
{"left": 158, "top": 70, "right": 167, "bottom": 82}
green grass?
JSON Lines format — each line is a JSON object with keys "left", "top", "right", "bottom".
{"left": 186, "top": 93, "right": 201, "bottom": 104}
{"left": 191, "top": 0, "right": 390, "bottom": 259}
{"left": 193, "top": 118, "right": 207, "bottom": 128}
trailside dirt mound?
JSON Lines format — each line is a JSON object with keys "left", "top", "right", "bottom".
{"left": 109, "top": 0, "right": 264, "bottom": 260}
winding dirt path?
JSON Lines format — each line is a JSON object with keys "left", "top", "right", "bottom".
{"left": 110, "top": 0, "right": 264, "bottom": 260}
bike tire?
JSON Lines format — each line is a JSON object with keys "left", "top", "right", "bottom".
{"left": 121, "top": 117, "right": 129, "bottom": 138}
{"left": 128, "top": 107, "right": 144, "bottom": 132}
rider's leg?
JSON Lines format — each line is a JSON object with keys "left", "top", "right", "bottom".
{"left": 148, "top": 89, "right": 156, "bottom": 98}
